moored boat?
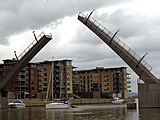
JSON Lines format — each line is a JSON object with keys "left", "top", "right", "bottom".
{"left": 45, "top": 58, "right": 70, "bottom": 109}
{"left": 46, "top": 101, "right": 69, "bottom": 109}
{"left": 111, "top": 97, "right": 124, "bottom": 104}
{"left": 8, "top": 99, "right": 25, "bottom": 109}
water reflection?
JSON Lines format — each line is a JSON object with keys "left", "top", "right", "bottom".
{"left": 45, "top": 105, "right": 129, "bottom": 120}
{"left": 0, "top": 105, "right": 159, "bottom": 120}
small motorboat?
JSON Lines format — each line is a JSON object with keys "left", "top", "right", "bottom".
{"left": 46, "top": 102, "right": 69, "bottom": 109}
{"left": 111, "top": 97, "right": 124, "bottom": 104}
{"left": 46, "top": 100, "right": 69, "bottom": 109}
{"left": 8, "top": 99, "right": 25, "bottom": 109}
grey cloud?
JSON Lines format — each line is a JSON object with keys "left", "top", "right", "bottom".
{"left": 97, "top": 9, "right": 151, "bottom": 38}
{"left": 0, "top": 0, "right": 131, "bottom": 44}
{"left": 72, "top": 26, "right": 102, "bottom": 45}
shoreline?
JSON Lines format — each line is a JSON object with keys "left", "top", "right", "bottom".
{"left": 18, "top": 98, "right": 136, "bottom": 109}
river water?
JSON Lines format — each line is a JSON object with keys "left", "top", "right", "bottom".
{"left": 0, "top": 104, "right": 160, "bottom": 120}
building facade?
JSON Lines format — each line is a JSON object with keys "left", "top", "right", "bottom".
{"left": 37, "top": 59, "right": 73, "bottom": 100}
{"left": 27, "top": 63, "right": 39, "bottom": 99}
{"left": 0, "top": 59, "right": 73, "bottom": 100}
{"left": 0, "top": 59, "right": 29, "bottom": 99}
{"left": 73, "top": 67, "right": 130, "bottom": 99}
{"left": 0, "top": 58, "right": 130, "bottom": 100}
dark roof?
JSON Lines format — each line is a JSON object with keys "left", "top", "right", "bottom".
{"left": 74, "top": 67, "right": 127, "bottom": 74}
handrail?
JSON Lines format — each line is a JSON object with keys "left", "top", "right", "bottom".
{"left": 78, "top": 12, "right": 153, "bottom": 71}
{"left": 17, "top": 32, "right": 52, "bottom": 60}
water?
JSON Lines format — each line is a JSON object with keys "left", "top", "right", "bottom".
{"left": 0, "top": 104, "right": 159, "bottom": 120}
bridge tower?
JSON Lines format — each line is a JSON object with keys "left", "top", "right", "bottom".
{"left": 78, "top": 12, "right": 160, "bottom": 107}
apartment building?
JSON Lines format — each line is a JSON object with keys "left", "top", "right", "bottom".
{"left": 0, "top": 59, "right": 29, "bottom": 99}
{"left": 27, "top": 63, "right": 39, "bottom": 99}
{"left": 37, "top": 60, "right": 52, "bottom": 99}
{"left": 53, "top": 60, "right": 73, "bottom": 99}
{"left": 73, "top": 67, "right": 130, "bottom": 99}
{"left": 37, "top": 59, "right": 73, "bottom": 100}
{"left": 0, "top": 59, "right": 40, "bottom": 99}
{"left": 0, "top": 59, "right": 73, "bottom": 100}
{"left": 0, "top": 58, "right": 130, "bottom": 100}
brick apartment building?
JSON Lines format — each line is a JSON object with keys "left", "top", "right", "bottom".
{"left": 0, "top": 59, "right": 73, "bottom": 100}
{"left": 0, "top": 59, "right": 131, "bottom": 100}
{"left": 73, "top": 67, "right": 131, "bottom": 99}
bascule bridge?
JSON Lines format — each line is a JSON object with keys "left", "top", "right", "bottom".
{"left": 78, "top": 11, "right": 160, "bottom": 108}
{"left": 0, "top": 32, "right": 52, "bottom": 108}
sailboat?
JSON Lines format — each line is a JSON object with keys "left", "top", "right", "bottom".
{"left": 46, "top": 58, "right": 69, "bottom": 109}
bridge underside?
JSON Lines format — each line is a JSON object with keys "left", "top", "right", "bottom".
{"left": 138, "top": 83, "right": 160, "bottom": 108}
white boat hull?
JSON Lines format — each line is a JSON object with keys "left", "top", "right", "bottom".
{"left": 46, "top": 102, "right": 69, "bottom": 109}
{"left": 111, "top": 97, "right": 124, "bottom": 104}
{"left": 111, "top": 100, "right": 124, "bottom": 104}
{"left": 8, "top": 100, "right": 25, "bottom": 109}
{"left": 8, "top": 103, "right": 25, "bottom": 108}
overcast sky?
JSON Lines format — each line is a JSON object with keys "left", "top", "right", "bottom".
{"left": 1, "top": 0, "right": 160, "bottom": 92}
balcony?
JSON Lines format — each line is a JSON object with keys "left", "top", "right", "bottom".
{"left": 127, "top": 81, "right": 131, "bottom": 84}
{"left": 16, "top": 78, "right": 26, "bottom": 81}
{"left": 16, "top": 84, "right": 27, "bottom": 87}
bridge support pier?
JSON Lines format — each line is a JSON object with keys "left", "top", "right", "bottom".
{"left": 0, "top": 98, "right": 8, "bottom": 109}
{"left": 0, "top": 91, "right": 8, "bottom": 109}
{"left": 138, "top": 83, "right": 160, "bottom": 108}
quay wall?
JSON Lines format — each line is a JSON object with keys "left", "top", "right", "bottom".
{"left": 8, "top": 98, "right": 135, "bottom": 107}
{"left": 16, "top": 99, "right": 113, "bottom": 107}
{"left": 69, "top": 98, "right": 112, "bottom": 105}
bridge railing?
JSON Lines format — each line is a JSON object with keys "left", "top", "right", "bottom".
{"left": 17, "top": 32, "right": 52, "bottom": 60}
{"left": 78, "top": 12, "right": 152, "bottom": 71}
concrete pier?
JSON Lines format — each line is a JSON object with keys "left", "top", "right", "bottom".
{"left": 0, "top": 98, "right": 8, "bottom": 109}
{"left": 138, "top": 83, "right": 160, "bottom": 108}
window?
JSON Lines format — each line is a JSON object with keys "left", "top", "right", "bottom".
{"left": 31, "top": 71, "right": 35, "bottom": 74}
{"left": 43, "top": 88, "right": 47, "bottom": 91}
{"left": 21, "top": 75, "right": 25, "bottom": 79}
{"left": 44, "top": 73, "right": 47, "bottom": 76}
{"left": 44, "top": 83, "right": 47, "bottom": 86}
{"left": 43, "top": 68, "right": 47, "bottom": 71}
{"left": 67, "top": 73, "right": 70, "bottom": 76}
{"left": 31, "top": 64, "right": 36, "bottom": 68}
{"left": 32, "top": 87, "right": 35, "bottom": 90}
{"left": 44, "top": 78, "right": 47, "bottom": 81}
{"left": 66, "top": 61, "right": 71, "bottom": 65}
